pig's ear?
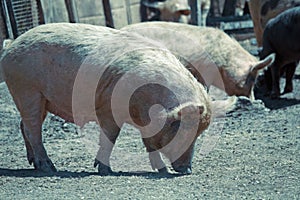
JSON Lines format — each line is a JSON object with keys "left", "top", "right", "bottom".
{"left": 251, "top": 53, "right": 275, "bottom": 72}
{"left": 168, "top": 104, "right": 205, "bottom": 121}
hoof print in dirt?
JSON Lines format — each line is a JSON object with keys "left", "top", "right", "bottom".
{"left": 94, "top": 159, "right": 113, "bottom": 175}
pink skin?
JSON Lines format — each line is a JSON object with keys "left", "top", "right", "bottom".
{"left": 122, "top": 22, "right": 275, "bottom": 100}
{"left": 1, "top": 23, "right": 211, "bottom": 174}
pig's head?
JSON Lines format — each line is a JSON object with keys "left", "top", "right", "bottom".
{"left": 219, "top": 53, "right": 275, "bottom": 100}
{"left": 143, "top": 102, "right": 211, "bottom": 174}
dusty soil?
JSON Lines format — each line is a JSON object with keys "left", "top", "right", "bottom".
{"left": 0, "top": 39, "right": 299, "bottom": 199}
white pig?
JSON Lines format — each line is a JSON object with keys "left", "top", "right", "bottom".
{"left": 1, "top": 23, "right": 211, "bottom": 175}
{"left": 122, "top": 21, "right": 275, "bottom": 100}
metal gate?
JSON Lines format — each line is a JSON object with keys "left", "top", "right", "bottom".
{"left": 1, "top": 0, "right": 44, "bottom": 39}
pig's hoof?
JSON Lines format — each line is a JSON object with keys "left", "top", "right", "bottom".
{"left": 270, "top": 91, "right": 280, "bottom": 99}
{"left": 283, "top": 87, "right": 293, "bottom": 94}
{"left": 158, "top": 167, "right": 168, "bottom": 174}
{"left": 34, "top": 159, "right": 57, "bottom": 172}
{"left": 94, "top": 159, "right": 112, "bottom": 175}
{"left": 27, "top": 155, "right": 34, "bottom": 165}
{"left": 173, "top": 166, "right": 192, "bottom": 175}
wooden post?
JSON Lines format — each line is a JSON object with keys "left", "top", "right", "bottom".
{"left": 0, "top": 1, "right": 8, "bottom": 39}
{"left": 36, "top": 0, "right": 45, "bottom": 24}
{"left": 65, "top": 0, "right": 79, "bottom": 23}
{"left": 197, "top": 0, "right": 202, "bottom": 26}
{"left": 125, "top": 0, "right": 132, "bottom": 25}
{"left": 140, "top": 1, "right": 147, "bottom": 22}
{"left": 2, "top": 0, "right": 18, "bottom": 38}
{"left": 222, "top": 0, "right": 237, "bottom": 16}
{"left": 102, "top": 0, "right": 114, "bottom": 28}
{"left": 189, "top": 0, "right": 202, "bottom": 26}
{"left": 189, "top": 0, "right": 197, "bottom": 25}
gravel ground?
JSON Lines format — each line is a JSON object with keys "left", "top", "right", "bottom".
{"left": 0, "top": 40, "right": 299, "bottom": 199}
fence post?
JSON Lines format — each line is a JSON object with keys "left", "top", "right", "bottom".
{"left": 189, "top": 0, "right": 202, "bottom": 26}
{"left": 125, "top": 0, "right": 132, "bottom": 25}
{"left": 36, "top": 0, "right": 45, "bottom": 24}
{"left": 65, "top": 0, "right": 79, "bottom": 23}
{"left": 102, "top": 0, "right": 114, "bottom": 28}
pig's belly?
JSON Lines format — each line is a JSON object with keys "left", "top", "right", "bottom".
{"left": 44, "top": 91, "right": 100, "bottom": 126}
{"left": 45, "top": 100, "right": 75, "bottom": 123}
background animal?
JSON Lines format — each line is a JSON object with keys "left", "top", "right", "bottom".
{"left": 248, "top": 0, "right": 300, "bottom": 47}
{"left": 140, "top": 0, "right": 191, "bottom": 23}
{"left": 259, "top": 7, "right": 300, "bottom": 97}
{"left": 122, "top": 21, "right": 274, "bottom": 100}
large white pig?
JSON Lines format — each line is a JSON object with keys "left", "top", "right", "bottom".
{"left": 122, "top": 21, "right": 275, "bottom": 100}
{"left": 1, "top": 23, "right": 211, "bottom": 175}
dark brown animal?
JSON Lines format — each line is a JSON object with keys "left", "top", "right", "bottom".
{"left": 249, "top": 0, "right": 300, "bottom": 47}
{"left": 259, "top": 7, "right": 300, "bottom": 97}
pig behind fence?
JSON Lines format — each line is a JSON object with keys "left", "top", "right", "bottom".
{"left": 122, "top": 21, "right": 275, "bottom": 100}
{"left": 0, "top": 23, "right": 212, "bottom": 175}
{"left": 140, "top": 0, "right": 211, "bottom": 26}
{"left": 140, "top": 0, "right": 191, "bottom": 23}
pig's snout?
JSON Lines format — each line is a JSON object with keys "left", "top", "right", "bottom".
{"left": 172, "top": 163, "right": 192, "bottom": 175}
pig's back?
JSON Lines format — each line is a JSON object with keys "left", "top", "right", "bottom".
{"left": 1, "top": 23, "right": 209, "bottom": 125}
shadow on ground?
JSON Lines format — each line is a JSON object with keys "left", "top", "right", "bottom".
{"left": 254, "top": 75, "right": 300, "bottom": 109}
{"left": 0, "top": 168, "right": 183, "bottom": 179}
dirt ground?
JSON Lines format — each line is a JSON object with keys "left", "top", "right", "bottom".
{"left": 0, "top": 38, "right": 299, "bottom": 199}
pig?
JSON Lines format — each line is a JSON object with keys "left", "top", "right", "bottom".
{"left": 0, "top": 39, "right": 14, "bottom": 83}
{"left": 140, "top": 0, "right": 191, "bottom": 23}
{"left": 248, "top": 0, "right": 300, "bottom": 47}
{"left": 0, "top": 23, "right": 211, "bottom": 175}
{"left": 121, "top": 21, "right": 275, "bottom": 100}
{"left": 259, "top": 7, "right": 300, "bottom": 98}
{"left": 248, "top": 0, "right": 300, "bottom": 97}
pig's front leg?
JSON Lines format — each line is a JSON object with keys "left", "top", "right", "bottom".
{"left": 94, "top": 128, "right": 120, "bottom": 175}
{"left": 18, "top": 92, "right": 56, "bottom": 172}
{"left": 148, "top": 151, "right": 168, "bottom": 173}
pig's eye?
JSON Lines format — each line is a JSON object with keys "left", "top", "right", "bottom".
{"left": 170, "top": 120, "right": 180, "bottom": 130}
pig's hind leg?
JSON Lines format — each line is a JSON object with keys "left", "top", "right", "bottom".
{"left": 148, "top": 151, "right": 168, "bottom": 173}
{"left": 16, "top": 91, "right": 56, "bottom": 172}
{"left": 283, "top": 62, "right": 297, "bottom": 94}
{"left": 20, "top": 121, "right": 34, "bottom": 166}
{"left": 270, "top": 60, "right": 283, "bottom": 98}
